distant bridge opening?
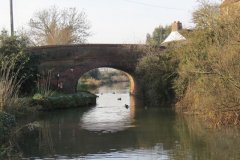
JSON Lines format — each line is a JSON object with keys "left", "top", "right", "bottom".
{"left": 77, "top": 67, "right": 135, "bottom": 94}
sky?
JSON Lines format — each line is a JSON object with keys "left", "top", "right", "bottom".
{"left": 0, "top": 0, "right": 220, "bottom": 44}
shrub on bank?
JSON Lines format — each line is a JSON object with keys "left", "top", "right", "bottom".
{"left": 173, "top": 3, "right": 240, "bottom": 126}
{"left": 33, "top": 92, "right": 97, "bottom": 110}
{"left": 0, "top": 31, "right": 38, "bottom": 95}
{"left": 136, "top": 47, "right": 178, "bottom": 106}
{"left": 0, "top": 31, "right": 39, "bottom": 117}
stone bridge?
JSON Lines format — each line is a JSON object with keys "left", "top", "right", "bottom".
{"left": 31, "top": 44, "right": 164, "bottom": 95}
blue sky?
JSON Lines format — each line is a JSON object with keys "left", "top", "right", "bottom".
{"left": 0, "top": 0, "right": 220, "bottom": 43}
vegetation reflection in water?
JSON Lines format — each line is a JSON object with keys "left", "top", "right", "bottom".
{"left": 17, "top": 82, "right": 240, "bottom": 160}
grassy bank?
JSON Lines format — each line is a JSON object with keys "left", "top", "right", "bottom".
{"left": 78, "top": 78, "right": 101, "bottom": 91}
{"left": 33, "top": 91, "right": 97, "bottom": 111}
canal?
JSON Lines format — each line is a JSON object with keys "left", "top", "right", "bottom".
{"left": 17, "top": 82, "right": 240, "bottom": 160}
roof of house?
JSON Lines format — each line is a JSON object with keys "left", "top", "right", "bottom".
{"left": 161, "top": 31, "right": 186, "bottom": 44}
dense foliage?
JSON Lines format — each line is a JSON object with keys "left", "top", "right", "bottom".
{"left": 136, "top": 46, "right": 178, "bottom": 106}
{"left": 174, "top": 2, "right": 240, "bottom": 125}
{"left": 0, "top": 31, "right": 38, "bottom": 95}
{"left": 138, "top": 1, "right": 240, "bottom": 125}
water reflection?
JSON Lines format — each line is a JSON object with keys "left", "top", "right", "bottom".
{"left": 17, "top": 82, "right": 240, "bottom": 160}
{"left": 80, "top": 82, "right": 135, "bottom": 133}
{"left": 80, "top": 93, "right": 134, "bottom": 133}
{"left": 173, "top": 116, "right": 240, "bottom": 160}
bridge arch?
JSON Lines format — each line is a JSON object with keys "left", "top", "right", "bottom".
{"left": 31, "top": 44, "right": 164, "bottom": 96}
{"left": 54, "top": 65, "right": 137, "bottom": 95}
{"left": 77, "top": 67, "right": 135, "bottom": 94}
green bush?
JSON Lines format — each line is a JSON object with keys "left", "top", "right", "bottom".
{"left": 33, "top": 92, "right": 97, "bottom": 110}
{"left": 136, "top": 45, "right": 179, "bottom": 106}
{"left": 0, "top": 30, "right": 39, "bottom": 95}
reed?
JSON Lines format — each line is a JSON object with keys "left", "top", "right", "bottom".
{"left": 0, "top": 58, "right": 23, "bottom": 111}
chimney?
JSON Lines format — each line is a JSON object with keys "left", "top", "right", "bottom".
{"left": 172, "top": 21, "right": 182, "bottom": 32}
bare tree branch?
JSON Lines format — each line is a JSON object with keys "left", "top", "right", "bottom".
{"left": 29, "top": 6, "right": 90, "bottom": 45}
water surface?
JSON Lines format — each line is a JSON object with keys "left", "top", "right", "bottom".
{"left": 18, "top": 82, "right": 240, "bottom": 160}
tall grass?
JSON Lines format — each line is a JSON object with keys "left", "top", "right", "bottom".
{"left": 36, "top": 71, "right": 54, "bottom": 97}
{"left": 0, "top": 58, "right": 23, "bottom": 111}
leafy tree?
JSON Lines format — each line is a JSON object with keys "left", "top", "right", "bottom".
{"left": 29, "top": 6, "right": 90, "bottom": 45}
{"left": 146, "top": 25, "right": 171, "bottom": 46}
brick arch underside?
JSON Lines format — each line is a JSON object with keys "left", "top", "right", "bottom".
{"left": 50, "top": 63, "right": 137, "bottom": 95}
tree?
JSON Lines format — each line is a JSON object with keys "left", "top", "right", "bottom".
{"left": 29, "top": 6, "right": 90, "bottom": 45}
{"left": 192, "top": 0, "right": 220, "bottom": 29}
{"left": 146, "top": 25, "right": 171, "bottom": 46}
{"left": 82, "top": 69, "right": 101, "bottom": 80}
